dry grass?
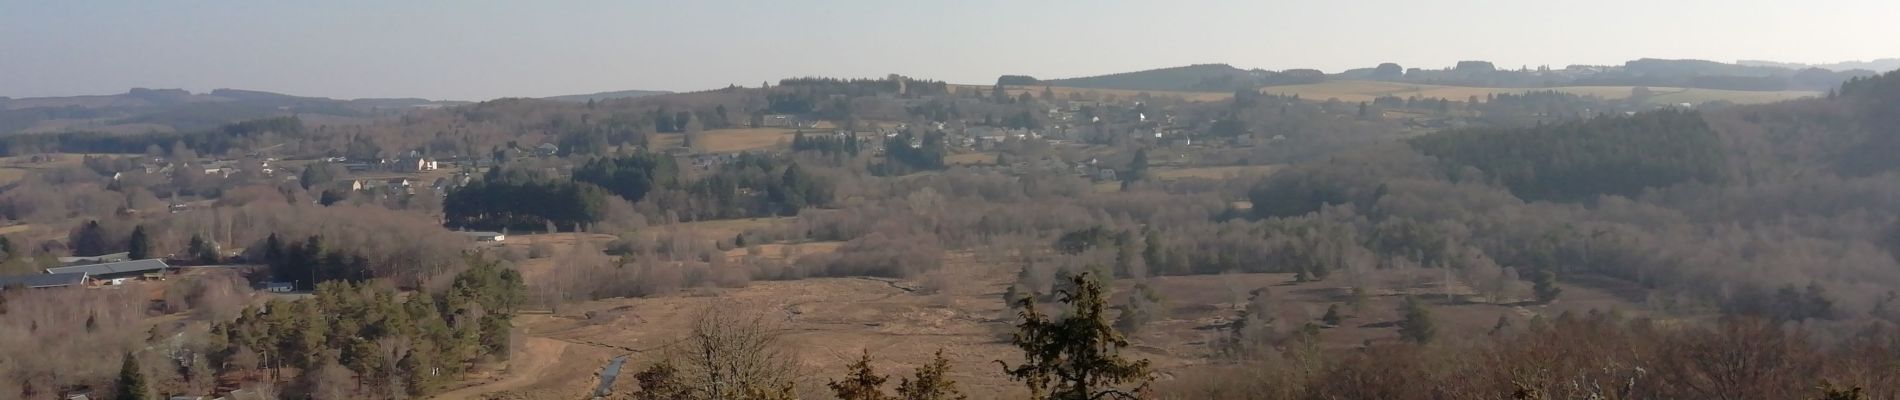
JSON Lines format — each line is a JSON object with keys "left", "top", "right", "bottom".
{"left": 0, "top": 224, "right": 33, "bottom": 236}
{"left": 652, "top": 128, "right": 803, "bottom": 153}
{"left": 1151, "top": 165, "right": 1282, "bottom": 181}
{"left": 0, "top": 153, "right": 128, "bottom": 185}
{"left": 450, "top": 245, "right": 1646, "bottom": 399}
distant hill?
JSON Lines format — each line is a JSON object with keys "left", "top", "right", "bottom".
{"left": 0, "top": 88, "right": 463, "bottom": 135}
{"left": 1044, "top": 64, "right": 1255, "bottom": 92}
{"left": 1038, "top": 64, "right": 1326, "bottom": 93}
{"left": 1737, "top": 58, "right": 1900, "bottom": 73}
{"left": 543, "top": 89, "right": 673, "bottom": 103}
{"left": 1032, "top": 58, "right": 1879, "bottom": 95}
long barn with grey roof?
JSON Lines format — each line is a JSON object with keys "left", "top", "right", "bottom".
{"left": 0, "top": 272, "right": 90, "bottom": 290}
{"left": 44, "top": 258, "right": 172, "bottom": 280}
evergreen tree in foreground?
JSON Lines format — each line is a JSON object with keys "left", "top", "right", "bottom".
{"left": 828, "top": 350, "right": 896, "bottom": 400}
{"left": 897, "top": 350, "right": 967, "bottom": 400}
{"left": 1001, "top": 272, "right": 1152, "bottom": 399}
{"left": 116, "top": 352, "right": 152, "bottom": 400}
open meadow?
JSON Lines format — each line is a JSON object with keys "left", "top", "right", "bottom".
{"left": 651, "top": 128, "right": 804, "bottom": 153}
{"left": 442, "top": 239, "right": 1645, "bottom": 399}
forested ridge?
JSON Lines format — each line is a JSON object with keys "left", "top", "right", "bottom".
{"left": 1409, "top": 108, "right": 1727, "bottom": 201}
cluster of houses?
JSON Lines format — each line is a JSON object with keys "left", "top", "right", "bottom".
{"left": 0, "top": 253, "right": 175, "bottom": 291}
{"left": 120, "top": 157, "right": 278, "bottom": 181}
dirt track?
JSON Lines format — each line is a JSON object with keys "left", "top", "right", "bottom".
{"left": 428, "top": 336, "right": 568, "bottom": 400}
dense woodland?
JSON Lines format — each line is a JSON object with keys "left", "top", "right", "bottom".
{"left": 3, "top": 63, "right": 1900, "bottom": 399}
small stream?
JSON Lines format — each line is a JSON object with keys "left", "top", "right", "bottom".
{"left": 592, "top": 354, "right": 631, "bottom": 399}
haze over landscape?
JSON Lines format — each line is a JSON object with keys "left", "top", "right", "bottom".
{"left": 8, "top": 2, "right": 1900, "bottom": 400}
{"left": 5, "top": 0, "right": 1900, "bottom": 100}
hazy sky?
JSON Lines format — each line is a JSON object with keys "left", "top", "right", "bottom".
{"left": 3, "top": 0, "right": 1896, "bottom": 101}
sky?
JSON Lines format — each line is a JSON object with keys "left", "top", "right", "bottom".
{"left": 3, "top": 0, "right": 1897, "bottom": 101}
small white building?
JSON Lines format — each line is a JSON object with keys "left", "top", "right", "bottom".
{"left": 460, "top": 231, "right": 507, "bottom": 242}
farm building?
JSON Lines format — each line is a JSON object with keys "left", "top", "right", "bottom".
{"left": 459, "top": 231, "right": 506, "bottom": 242}
{"left": 0, "top": 272, "right": 90, "bottom": 290}
{"left": 57, "top": 252, "right": 130, "bottom": 265}
{"left": 395, "top": 156, "right": 439, "bottom": 172}
{"left": 44, "top": 258, "right": 172, "bottom": 283}
{"left": 264, "top": 282, "right": 296, "bottom": 293}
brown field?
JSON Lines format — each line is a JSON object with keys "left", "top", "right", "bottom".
{"left": 1151, "top": 165, "right": 1282, "bottom": 181}
{"left": 0, "top": 153, "right": 129, "bottom": 185}
{"left": 456, "top": 244, "right": 1645, "bottom": 399}
{"left": 651, "top": 128, "right": 803, "bottom": 153}
{"left": 945, "top": 152, "right": 996, "bottom": 166}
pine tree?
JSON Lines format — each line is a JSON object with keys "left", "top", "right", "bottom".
{"left": 897, "top": 350, "right": 967, "bottom": 400}
{"left": 187, "top": 233, "right": 218, "bottom": 265}
{"left": 829, "top": 350, "right": 896, "bottom": 400}
{"left": 1001, "top": 272, "right": 1152, "bottom": 399}
{"left": 115, "top": 352, "right": 152, "bottom": 400}
{"left": 127, "top": 225, "right": 154, "bottom": 260}
{"left": 398, "top": 349, "right": 435, "bottom": 396}
{"left": 1120, "top": 149, "right": 1149, "bottom": 191}
{"left": 72, "top": 220, "right": 109, "bottom": 257}
{"left": 1397, "top": 296, "right": 1436, "bottom": 344}
{"left": 1533, "top": 268, "right": 1562, "bottom": 303}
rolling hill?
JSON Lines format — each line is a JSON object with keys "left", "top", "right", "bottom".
{"left": 0, "top": 88, "right": 464, "bottom": 135}
{"left": 1258, "top": 80, "right": 1819, "bottom": 105}
{"left": 542, "top": 89, "right": 673, "bottom": 103}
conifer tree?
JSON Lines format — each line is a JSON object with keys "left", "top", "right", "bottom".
{"left": 828, "top": 350, "right": 896, "bottom": 400}
{"left": 897, "top": 350, "right": 967, "bottom": 400}
{"left": 127, "top": 225, "right": 154, "bottom": 260}
{"left": 1398, "top": 296, "right": 1437, "bottom": 344}
{"left": 115, "top": 352, "right": 152, "bottom": 400}
{"left": 1001, "top": 272, "right": 1152, "bottom": 399}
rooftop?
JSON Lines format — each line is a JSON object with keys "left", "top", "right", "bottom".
{"left": 45, "top": 258, "right": 171, "bottom": 276}
{"left": 56, "top": 252, "right": 130, "bottom": 265}
{"left": 0, "top": 272, "right": 88, "bottom": 289}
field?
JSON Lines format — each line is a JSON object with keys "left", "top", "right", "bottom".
{"left": 0, "top": 153, "right": 117, "bottom": 185}
{"left": 1150, "top": 165, "right": 1282, "bottom": 181}
{"left": 1258, "top": 80, "right": 1819, "bottom": 105}
{"left": 452, "top": 243, "right": 1645, "bottom": 399}
{"left": 651, "top": 127, "right": 804, "bottom": 153}
{"left": 945, "top": 152, "right": 996, "bottom": 166}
